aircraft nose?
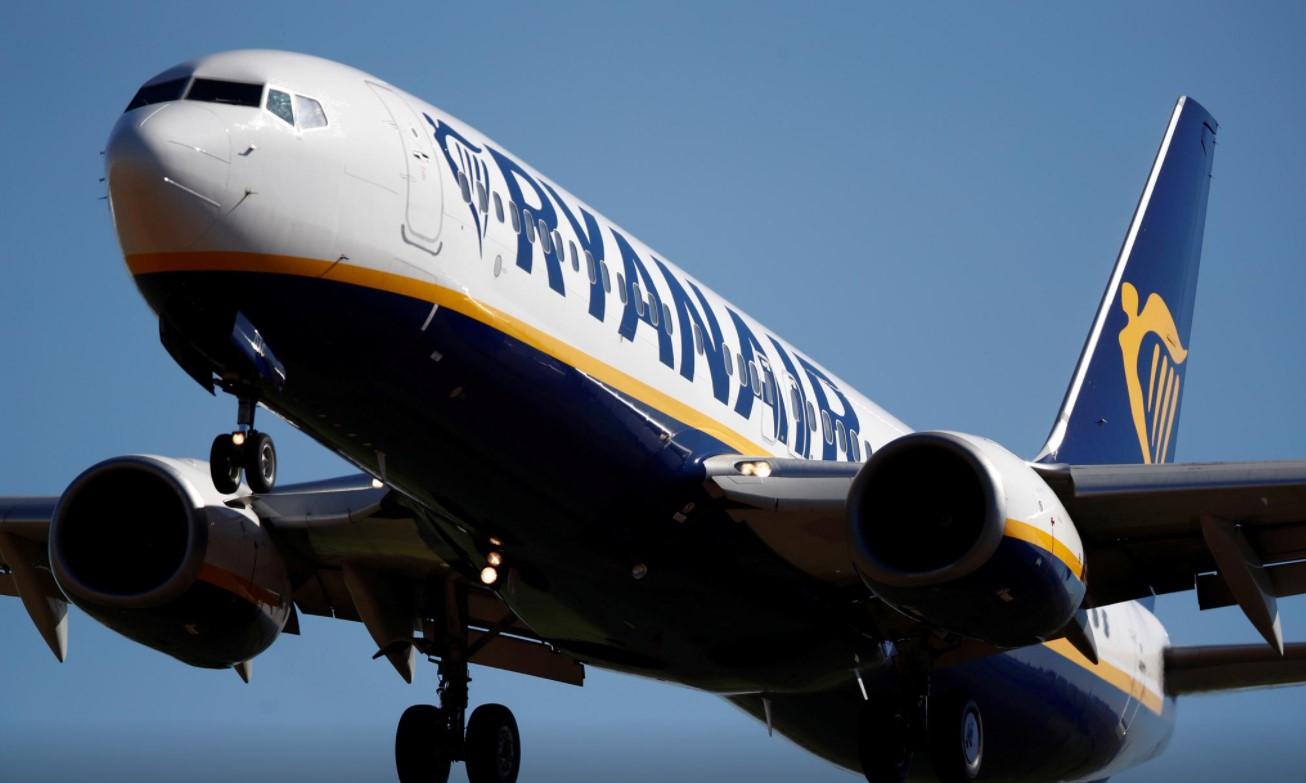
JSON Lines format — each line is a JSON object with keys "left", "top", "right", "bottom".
{"left": 106, "top": 102, "right": 232, "bottom": 256}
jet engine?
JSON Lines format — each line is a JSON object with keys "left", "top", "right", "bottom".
{"left": 847, "top": 431, "right": 1086, "bottom": 647}
{"left": 49, "top": 455, "right": 291, "bottom": 668}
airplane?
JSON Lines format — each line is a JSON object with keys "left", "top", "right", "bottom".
{"left": 3, "top": 48, "right": 1306, "bottom": 783}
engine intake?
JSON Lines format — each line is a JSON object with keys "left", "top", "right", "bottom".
{"left": 50, "top": 456, "right": 291, "bottom": 668}
{"left": 847, "top": 432, "right": 1086, "bottom": 647}
{"left": 849, "top": 432, "right": 1004, "bottom": 585}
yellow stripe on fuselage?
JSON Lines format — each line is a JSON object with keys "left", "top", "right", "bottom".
{"left": 128, "top": 251, "right": 769, "bottom": 456}
{"left": 1003, "top": 518, "right": 1085, "bottom": 580}
{"left": 1043, "top": 638, "right": 1165, "bottom": 715}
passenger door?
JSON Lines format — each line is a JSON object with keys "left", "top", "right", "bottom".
{"left": 366, "top": 82, "right": 443, "bottom": 252}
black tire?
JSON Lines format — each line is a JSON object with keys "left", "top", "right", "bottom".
{"left": 395, "top": 705, "right": 452, "bottom": 783}
{"left": 209, "top": 434, "right": 241, "bottom": 494}
{"left": 465, "top": 703, "right": 521, "bottom": 783}
{"left": 929, "top": 694, "right": 983, "bottom": 782}
{"left": 858, "top": 699, "right": 912, "bottom": 783}
{"left": 243, "top": 431, "right": 277, "bottom": 493}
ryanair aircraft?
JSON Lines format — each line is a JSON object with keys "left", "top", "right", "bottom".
{"left": 4, "top": 50, "right": 1305, "bottom": 783}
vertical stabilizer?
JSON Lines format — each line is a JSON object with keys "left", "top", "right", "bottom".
{"left": 1038, "top": 97, "right": 1218, "bottom": 465}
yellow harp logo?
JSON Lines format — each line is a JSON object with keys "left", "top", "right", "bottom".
{"left": 1118, "top": 282, "right": 1188, "bottom": 464}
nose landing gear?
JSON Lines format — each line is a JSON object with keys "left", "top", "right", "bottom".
{"left": 208, "top": 396, "right": 277, "bottom": 494}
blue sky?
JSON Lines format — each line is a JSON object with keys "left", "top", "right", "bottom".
{"left": 3, "top": 2, "right": 1306, "bottom": 781}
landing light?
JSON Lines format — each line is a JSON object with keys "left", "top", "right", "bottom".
{"left": 738, "top": 460, "right": 772, "bottom": 478}
{"left": 371, "top": 478, "right": 384, "bottom": 489}
{"left": 486, "top": 551, "right": 503, "bottom": 567}
{"left": 231, "top": 432, "right": 246, "bottom": 447}
{"left": 480, "top": 566, "right": 499, "bottom": 586}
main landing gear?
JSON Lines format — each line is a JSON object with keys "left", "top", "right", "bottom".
{"left": 209, "top": 396, "right": 277, "bottom": 494}
{"left": 395, "top": 581, "right": 522, "bottom": 783}
{"left": 858, "top": 686, "right": 985, "bottom": 783}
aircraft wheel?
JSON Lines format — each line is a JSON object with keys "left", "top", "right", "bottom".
{"left": 858, "top": 698, "right": 912, "bottom": 783}
{"left": 465, "top": 703, "right": 521, "bottom": 783}
{"left": 209, "top": 434, "right": 241, "bottom": 494}
{"left": 243, "top": 430, "right": 277, "bottom": 493}
{"left": 930, "top": 694, "right": 983, "bottom": 782}
{"left": 395, "top": 705, "right": 452, "bottom": 783}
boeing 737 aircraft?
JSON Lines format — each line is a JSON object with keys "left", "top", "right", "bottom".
{"left": 6, "top": 50, "right": 1306, "bottom": 783}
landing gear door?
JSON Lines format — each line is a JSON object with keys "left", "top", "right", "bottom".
{"left": 367, "top": 82, "right": 444, "bottom": 252}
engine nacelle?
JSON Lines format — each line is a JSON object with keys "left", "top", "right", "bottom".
{"left": 49, "top": 455, "right": 291, "bottom": 668}
{"left": 847, "top": 431, "right": 1086, "bottom": 647}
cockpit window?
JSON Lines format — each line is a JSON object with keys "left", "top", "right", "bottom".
{"left": 294, "top": 95, "right": 328, "bottom": 129}
{"left": 266, "top": 89, "right": 294, "bottom": 125}
{"left": 125, "top": 77, "right": 189, "bottom": 112}
{"left": 186, "top": 79, "right": 263, "bottom": 107}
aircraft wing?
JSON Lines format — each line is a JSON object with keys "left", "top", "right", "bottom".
{"left": 0, "top": 497, "right": 65, "bottom": 660}
{"left": 0, "top": 481, "right": 583, "bottom": 686}
{"left": 705, "top": 455, "right": 1306, "bottom": 652}
{"left": 1166, "top": 643, "right": 1306, "bottom": 696}
{"left": 1034, "top": 461, "right": 1306, "bottom": 650}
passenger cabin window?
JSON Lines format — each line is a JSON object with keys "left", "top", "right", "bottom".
{"left": 723, "top": 348, "right": 734, "bottom": 376}
{"left": 601, "top": 262, "right": 612, "bottom": 293}
{"left": 477, "top": 182, "right": 489, "bottom": 213}
{"left": 586, "top": 252, "right": 597, "bottom": 285}
{"left": 266, "top": 89, "right": 294, "bottom": 125}
{"left": 294, "top": 94, "right": 328, "bottom": 129}
{"left": 649, "top": 298, "right": 660, "bottom": 327}
{"left": 539, "top": 221, "right": 553, "bottom": 254}
{"left": 662, "top": 304, "right": 673, "bottom": 335}
{"left": 693, "top": 323, "right": 705, "bottom": 355}
{"left": 633, "top": 282, "right": 645, "bottom": 316}
{"left": 850, "top": 431, "right": 861, "bottom": 461}
{"left": 821, "top": 410, "right": 833, "bottom": 443}
{"left": 617, "top": 273, "right": 628, "bottom": 304}
{"left": 737, "top": 354, "right": 748, "bottom": 386}
{"left": 509, "top": 201, "right": 521, "bottom": 233}
{"left": 749, "top": 363, "right": 762, "bottom": 397}
{"left": 523, "top": 210, "right": 536, "bottom": 241}
{"left": 807, "top": 402, "right": 817, "bottom": 432}
{"left": 125, "top": 77, "right": 189, "bottom": 111}
{"left": 836, "top": 420, "right": 847, "bottom": 453}
{"left": 458, "top": 172, "right": 472, "bottom": 204}
{"left": 790, "top": 387, "right": 802, "bottom": 419}
{"left": 569, "top": 242, "right": 579, "bottom": 272}
{"left": 494, "top": 193, "right": 505, "bottom": 223}
{"left": 187, "top": 78, "right": 263, "bottom": 107}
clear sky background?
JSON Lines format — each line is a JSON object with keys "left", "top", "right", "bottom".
{"left": 2, "top": 2, "right": 1305, "bottom": 781}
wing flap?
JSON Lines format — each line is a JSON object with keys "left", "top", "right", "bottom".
{"left": 1165, "top": 643, "right": 1306, "bottom": 696}
{"left": 0, "top": 498, "right": 67, "bottom": 662}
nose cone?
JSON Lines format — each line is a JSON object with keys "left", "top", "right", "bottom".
{"left": 106, "top": 102, "right": 233, "bottom": 257}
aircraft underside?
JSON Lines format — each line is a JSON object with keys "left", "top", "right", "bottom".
{"left": 135, "top": 266, "right": 1173, "bottom": 782}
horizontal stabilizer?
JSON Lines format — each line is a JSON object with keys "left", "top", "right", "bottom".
{"left": 1165, "top": 643, "right": 1306, "bottom": 696}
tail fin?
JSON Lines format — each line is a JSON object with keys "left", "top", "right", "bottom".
{"left": 1038, "top": 97, "right": 1218, "bottom": 465}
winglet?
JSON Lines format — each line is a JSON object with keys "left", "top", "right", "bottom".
{"left": 1038, "top": 97, "right": 1217, "bottom": 465}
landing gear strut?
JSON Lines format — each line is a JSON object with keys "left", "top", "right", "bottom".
{"left": 396, "top": 580, "right": 522, "bottom": 783}
{"left": 209, "top": 396, "right": 277, "bottom": 494}
{"left": 858, "top": 677, "right": 985, "bottom": 783}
